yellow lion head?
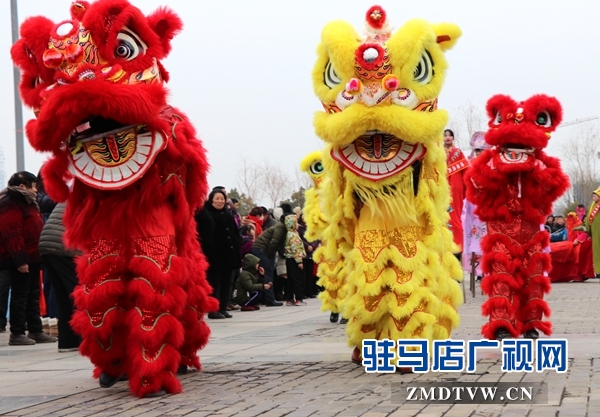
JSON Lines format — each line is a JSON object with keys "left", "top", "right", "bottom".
{"left": 312, "top": 6, "right": 460, "bottom": 182}
{"left": 300, "top": 151, "right": 326, "bottom": 187}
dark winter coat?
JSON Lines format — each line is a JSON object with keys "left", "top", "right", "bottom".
{"left": 233, "top": 254, "right": 264, "bottom": 306}
{"left": 38, "top": 203, "right": 80, "bottom": 257}
{"left": 252, "top": 220, "right": 287, "bottom": 257}
{"left": 36, "top": 190, "right": 57, "bottom": 223}
{"left": 196, "top": 202, "right": 242, "bottom": 270}
{"left": 0, "top": 189, "right": 44, "bottom": 268}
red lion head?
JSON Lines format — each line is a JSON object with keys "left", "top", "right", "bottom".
{"left": 484, "top": 94, "right": 563, "bottom": 172}
{"left": 13, "top": 0, "right": 185, "bottom": 193}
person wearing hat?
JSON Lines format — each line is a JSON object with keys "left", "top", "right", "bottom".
{"left": 585, "top": 187, "right": 600, "bottom": 277}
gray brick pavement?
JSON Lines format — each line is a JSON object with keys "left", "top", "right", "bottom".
{"left": 1, "top": 277, "right": 599, "bottom": 416}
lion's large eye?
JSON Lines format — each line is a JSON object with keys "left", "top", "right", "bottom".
{"left": 536, "top": 111, "right": 552, "bottom": 128}
{"left": 309, "top": 161, "right": 324, "bottom": 175}
{"left": 413, "top": 51, "right": 434, "bottom": 85}
{"left": 324, "top": 61, "right": 341, "bottom": 89}
{"left": 115, "top": 28, "right": 147, "bottom": 60}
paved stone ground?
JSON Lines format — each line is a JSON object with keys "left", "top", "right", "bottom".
{"left": 1, "top": 276, "right": 600, "bottom": 417}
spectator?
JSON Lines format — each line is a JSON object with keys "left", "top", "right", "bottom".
{"left": 544, "top": 215, "right": 555, "bottom": 233}
{"left": 586, "top": 187, "right": 600, "bottom": 278}
{"left": 240, "top": 225, "right": 256, "bottom": 260}
{"left": 196, "top": 189, "right": 242, "bottom": 319}
{"left": 38, "top": 202, "right": 82, "bottom": 351}
{"left": 0, "top": 270, "right": 8, "bottom": 332}
{"left": 36, "top": 169, "right": 59, "bottom": 321}
{"left": 444, "top": 128, "right": 468, "bottom": 262}
{"left": 243, "top": 207, "right": 264, "bottom": 236}
{"left": 250, "top": 203, "right": 294, "bottom": 306}
{"left": 261, "top": 207, "right": 277, "bottom": 230}
{"left": 550, "top": 216, "right": 568, "bottom": 242}
{"left": 228, "top": 199, "right": 242, "bottom": 230}
{"left": 297, "top": 214, "right": 320, "bottom": 298}
{"left": 233, "top": 254, "right": 271, "bottom": 311}
{"left": 0, "top": 171, "right": 57, "bottom": 345}
{"left": 577, "top": 204, "right": 586, "bottom": 223}
{"left": 283, "top": 215, "right": 307, "bottom": 306}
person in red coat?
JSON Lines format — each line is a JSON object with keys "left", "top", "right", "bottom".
{"left": 444, "top": 129, "right": 468, "bottom": 260}
{"left": 0, "top": 172, "right": 57, "bottom": 346}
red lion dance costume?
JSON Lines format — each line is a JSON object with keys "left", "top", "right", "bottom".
{"left": 465, "top": 95, "right": 569, "bottom": 340}
{"left": 11, "top": 0, "right": 217, "bottom": 397}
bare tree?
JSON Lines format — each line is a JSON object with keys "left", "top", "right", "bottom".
{"left": 294, "top": 166, "right": 313, "bottom": 191}
{"left": 447, "top": 100, "right": 485, "bottom": 148}
{"left": 561, "top": 124, "right": 600, "bottom": 207}
{"left": 263, "top": 162, "right": 291, "bottom": 209}
{"left": 236, "top": 157, "right": 264, "bottom": 205}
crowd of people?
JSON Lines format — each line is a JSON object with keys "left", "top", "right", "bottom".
{"left": 0, "top": 178, "right": 322, "bottom": 347}
{"left": 194, "top": 186, "right": 321, "bottom": 318}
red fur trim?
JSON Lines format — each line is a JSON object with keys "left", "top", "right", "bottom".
{"left": 128, "top": 370, "right": 182, "bottom": 398}
{"left": 41, "top": 157, "right": 71, "bottom": 202}
{"left": 482, "top": 318, "right": 520, "bottom": 340}
{"left": 30, "top": 81, "right": 168, "bottom": 152}
{"left": 147, "top": 7, "right": 183, "bottom": 56}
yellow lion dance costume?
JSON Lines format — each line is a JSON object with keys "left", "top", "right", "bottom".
{"left": 311, "top": 5, "right": 464, "bottom": 364}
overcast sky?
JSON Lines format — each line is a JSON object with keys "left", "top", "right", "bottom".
{"left": 0, "top": 0, "right": 598, "bottom": 204}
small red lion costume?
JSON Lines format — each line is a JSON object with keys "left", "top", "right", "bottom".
{"left": 11, "top": 0, "right": 217, "bottom": 397}
{"left": 464, "top": 94, "right": 569, "bottom": 340}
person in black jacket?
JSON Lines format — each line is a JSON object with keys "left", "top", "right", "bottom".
{"left": 196, "top": 189, "right": 242, "bottom": 319}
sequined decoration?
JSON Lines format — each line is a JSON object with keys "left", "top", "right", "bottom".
{"left": 156, "top": 152, "right": 186, "bottom": 186}
{"left": 86, "top": 306, "right": 118, "bottom": 328}
{"left": 363, "top": 293, "right": 386, "bottom": 312}
{"left": 89, "top": 239, "right": 122, "bottom": 263}
{"left": 132, "top": 235, "right": 177, "bottom": 273}
{"left": 135, "top": 307, "right": 169, "bottom": 331}
{"left": 84, "top": 263, "right": 122, "bottom": 294}
{"left": 355, "top": 225, "right": 429, "bottom": 262}
{"left": 361, "top": 323, "right": 376, "bottom": 333}
{"left": 142, "top": 343, "right": 166, "bottom": 363}
{"left": 392, "top": 314, "right": 410, "bottom": 332}
{"left": 395, "top": 293, "right": 409, "bottom": 307}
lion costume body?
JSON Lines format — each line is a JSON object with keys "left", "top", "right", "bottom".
{"left": 464, "top": 94, "right": 569, "bottom": 340}
{"left": 11, "top": 0, "right": 216, "bottom": 397}
{"left": 310, "top": 6, "right": 464, "bottom": 362}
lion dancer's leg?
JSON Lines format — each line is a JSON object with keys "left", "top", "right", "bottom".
{"left": 177, "top": 243, "right": 218, "bottom": 372}
{"left": 71, "top": 247, "right": 129, "bottom": 384}
{"left": 519, "top": 231, "right": 552, "bottom": 337}
{"left": 481, "top": 230, "right": 521, "bottom": 339}
{"left": 344, "top": 202, "right": 457, "bottom": 365}
{"left": 125, "top": 236, "right": 187, "bottom": 397}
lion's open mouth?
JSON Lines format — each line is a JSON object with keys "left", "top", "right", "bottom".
{"left": 331, "top": 131, "right": 426, "bottom": 181}
{"left": 499, "top": 143, "right": 535, "bottom": 165}
{"left": 67, "top": 116, "right": 167, "bottom": 190}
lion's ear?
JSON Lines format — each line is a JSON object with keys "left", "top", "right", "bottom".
{"left": 432, "top": 23, "right": 461, "bottom": 51}
{"left": 147, "top": 7, "right": 183, "bottom": 56}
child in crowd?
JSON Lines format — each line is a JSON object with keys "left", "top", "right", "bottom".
{"left": 240, "top": 225, "right": 256, "bottom": 260}
{"left": 233, "top": 254, "right": 271, "bottom": 311}
{"left": 283, "top": 215, "right": 307, "bottom": 306}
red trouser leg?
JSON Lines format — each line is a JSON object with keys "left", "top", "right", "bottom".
{"left": 125, "top": 252, "right": 186, "bottom": 397}
{"left": 71, "top": 256, "right": 128, "bottom": 379}
{"left": 177, "top": 253, "right": 218, "bottom": 371}
{"left": 481, "top": 233, "right": 521, "bottom": 339}
{"left": 519, "top": 234, "right": 552, "bottom": 335}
